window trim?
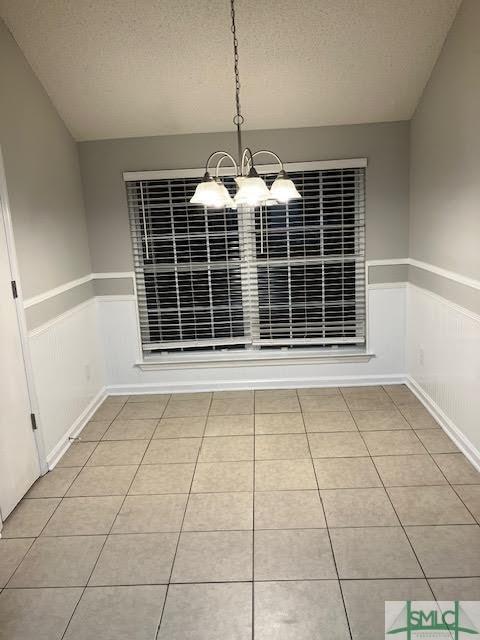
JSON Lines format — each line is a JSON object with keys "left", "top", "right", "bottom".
{"left": 135, "top": 346, "right": 374, "bottom": 370}
{"left": 123, "top": 158, "right": 368, "bottom": 182}
{"left": 124, "top": 157, "right": 369, "bottom": 364}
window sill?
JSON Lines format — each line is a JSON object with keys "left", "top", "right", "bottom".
{"left": 135, "top": 347, "right": 374, "bottom": 370}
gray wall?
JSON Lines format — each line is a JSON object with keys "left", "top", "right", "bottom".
{"left": 79, "top": 121, "right": 410, "bottom": 273}
{"left": 0, "top": 19, "right": 91, "bottom": 299}
{"left": 409, "top": 0, "right": 480, "bottom": 282}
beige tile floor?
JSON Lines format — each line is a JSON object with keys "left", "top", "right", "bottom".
{"left": 1, "top": 385, "right": 480, "bottom": 639}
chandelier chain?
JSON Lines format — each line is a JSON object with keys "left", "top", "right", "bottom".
{"left": 230, "top": 0, "right": 244, "bottom": 163}
{"left": 190, "top": 0, "right": 300, "bottom": 207}
{"left": 230, "top": 0, "right": 243, "bottom": 126}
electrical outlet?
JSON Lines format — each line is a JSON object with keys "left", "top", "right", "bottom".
{"left": 419, "top": 347, "right": 425, "bottom": 367}
{"left": 85, "top": 364, "right": 91, "bottom": 381}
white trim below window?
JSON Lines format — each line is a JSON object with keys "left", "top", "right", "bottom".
{"left": 136, "top": 347, "right": 374, "bottom": 370}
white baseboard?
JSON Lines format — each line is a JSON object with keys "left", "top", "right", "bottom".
{"left": 107, "top": 373, "right": 406, "bottom": 396}
{"left": 46, "top": 386, "right": 107, "bottom": 469}
{"left": 406, "top": 375, "right": 480, "bottom": 473}
{"left": 107, "top": 374, "right": 480, "bottom": 475}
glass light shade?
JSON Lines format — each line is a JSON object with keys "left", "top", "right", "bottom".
{"left": 190, "top": 177, "right": 225, "bottom": 208}
{"left": 270, "top": 172, "right": 301, "bottom": 203}
{"left": 216, "top": 180, "right": 236, "bottom": 209}
{"left": 234, "top": 175, "right": 271, "bottom": 206}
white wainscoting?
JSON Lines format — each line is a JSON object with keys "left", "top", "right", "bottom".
{"left": 25, "top": 279, "right": 480, "bottom": 473}
{"left": 97, "top": 285, "right": 407, "bottom": 393}
{"left": 28, "top": 298, "right": 106, "bottom": 467}
{"left": 406, "top": 284, "right": 480, "bottom": 469}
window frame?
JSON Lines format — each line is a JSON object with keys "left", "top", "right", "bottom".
{"left": 124, "top": 158, "right": 369, "bottom": 366}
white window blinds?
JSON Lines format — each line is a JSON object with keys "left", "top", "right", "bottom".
{"left": 126, "top": 164, "right": 366, "bottom": 354}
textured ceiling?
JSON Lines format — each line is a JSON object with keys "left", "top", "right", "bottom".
{"left": 0, "top": 0, "right": 460, "bottom": 141}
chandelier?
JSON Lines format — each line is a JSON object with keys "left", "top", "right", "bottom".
{"left": 190, "top": 0, "right": 301, "bottom": 209}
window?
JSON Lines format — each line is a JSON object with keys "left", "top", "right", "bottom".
{"left": 126, "top": 161, "right": 366, "bottom": 357}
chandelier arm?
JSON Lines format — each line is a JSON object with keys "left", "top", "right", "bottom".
{"left": 247, "top": 150, "right": 284, "bottom": 174}
{"left": 205, "top": 150, "right": 236, "bottom": 174}
{"left": 241, "top": 147, "right": 255, "bottom": 175}
{"left": 215, "top": 153, "right": 239, "bottom": 178}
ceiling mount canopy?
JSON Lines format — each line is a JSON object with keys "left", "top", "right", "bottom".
{"left": 190, "top": 0, "right": 301, "bottom": 209}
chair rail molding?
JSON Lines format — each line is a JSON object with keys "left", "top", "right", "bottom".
{"left": 23, "top": 271, "right": 135, "bottom": 308}
{"left": 366, "top": 258, "right": 480, "bottom": 290}
{"left": 22, "top": 258, "right": 479, "bottom": 310}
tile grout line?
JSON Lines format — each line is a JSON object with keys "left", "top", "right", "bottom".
{"left": 53, "top": 436, "right": 455, "bottom": 451}
{"left": 153, "top": 392, "right": 212, "bottom": 640}
{"left": 59, "top": 399, "right": 124, "bottom": 466}
{"left": 23, "top": 480, "right": 474, "bottom": 502}
{"left": 59, "top": 395, "right": 166, "bottom": 640}
{"left": 2, "top": 399, "right": 130, "bottom": 588}
{"left": 351, "top": 390, "right": 465, "bottom": 593}
{"left": 6, "top": 521, "right": 479, "bottom": 541}
{"left": 416, "top": 433, "right": 480, "bottom": 594}
{"left": 5, "top": 574, "right": 480, "bottom": 591}
{"left": 383, "top": 389, "right": 480, "bottom": 524}
{"left": 448, "top": 487, "right": 480, "bottom": 526}
{"left": 355, "top": 398, "right": 474, "bottom": 623}
{"left": 427, "top": 451, "right": 480, "bottom": 526}
{"left": 0, "top": 537, "right": 36, "bottom": 591}
{"left": 349, "top": 386, "right": 436, "bottom": 597}
{"left": 300, "top": 388, "right": 354, "bottom": 640}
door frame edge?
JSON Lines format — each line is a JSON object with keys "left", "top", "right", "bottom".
{"left": 0, "top": 147, "right": 48, "bottom": 479}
